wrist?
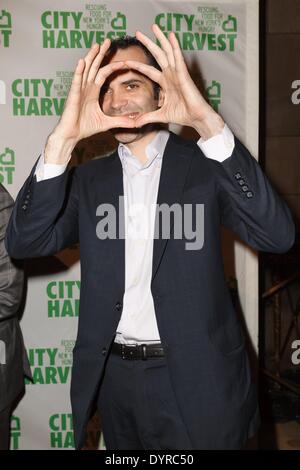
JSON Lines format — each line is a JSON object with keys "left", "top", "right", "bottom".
{"left": 193, "top": 111, "right": 225, "bottom": 141}
{"left": 45, "top": 132, "right": 77, "bottom": 165}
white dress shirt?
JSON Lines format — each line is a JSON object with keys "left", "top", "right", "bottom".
{"left": 35, "top": 125, "right": 234, "bottom": 344}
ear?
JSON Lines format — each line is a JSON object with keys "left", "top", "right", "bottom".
{"left": 157, "top": 88, "right": 165, "bottom": 108}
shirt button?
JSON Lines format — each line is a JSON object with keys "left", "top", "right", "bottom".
{"left": 22, "top": 204, "right": 27, "bottom": 211}
{"left": 234, "top": 172, "right": 241, "bottom": 180}
{"left": 238, "top": 179, "right": 245, "bottom": 185}
{"left": 242, "top": 185, "right": 249, "bottom": 192}
{"left": 115, "top": 302, "right": 122, "bottom": 311}
{"left": 101, "top": 348, "right": 107, "bottom": 356}
{"left": 246, "top": 191, "right": 253, "bottom": 198}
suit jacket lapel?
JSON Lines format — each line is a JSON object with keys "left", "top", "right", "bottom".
{"left": 151, "top": 132, "right": 194, "bottom": 283}
{"left": 93, "top": 150, "right": 125, "bottom": 295}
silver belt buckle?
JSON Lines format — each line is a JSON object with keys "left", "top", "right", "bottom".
{"left": 141, "top": 343, "right": 147, "bottom": 361}
{"left": 121, "top": 344, "right": 127, "bottom": 360}
{"left": 122, "top": 344, "right": 137, "bottom": 360}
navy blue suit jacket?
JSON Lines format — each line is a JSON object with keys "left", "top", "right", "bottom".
{"left": 5, "top": 132, "right": 295, "bottom": 449}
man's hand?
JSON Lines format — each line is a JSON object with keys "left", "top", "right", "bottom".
{"left": 45, "top": 40, "right": 135, "bottom": 164}
{"left": 126, "top": 24, "right": 224, "bottom": 140}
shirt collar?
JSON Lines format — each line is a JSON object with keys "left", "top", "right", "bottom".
{"left": 118, "top": 129, "right": 170, "bottom": 173}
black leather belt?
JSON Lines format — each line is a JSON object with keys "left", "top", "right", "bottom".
{"left": 111, "top": 342, "right": 164, "bottom": 360}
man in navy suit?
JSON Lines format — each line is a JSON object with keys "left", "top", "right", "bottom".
{"left": 6, "top": 25, "right": 295, "bottom": 449}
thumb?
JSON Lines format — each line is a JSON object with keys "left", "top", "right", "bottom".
{"left": 105, "top": 115, "right": 136, "bottom": 130}
{"left": 134, "top": 110, "right": 164, "bottom": 127}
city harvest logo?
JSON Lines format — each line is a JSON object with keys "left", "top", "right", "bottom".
{"left": 41, "top": 6, "right": 126, "bottom": 48}
{"left": 0, "top": 10, "right": 12, "bottom": 47}
{"left": 11, "top": 73, "right": 74, "bottom": 116}
{"left": 206, "top": 80, "right": 221, "bottom": 112}
{"left": 47, "top": 280, "right": 80, "bottom": 318}
{"left": 155, "top": 8, "right": 237, "bottom": 51}
{"left": 49, "top": 413, "right": 74, "bottom": 448}
{"left": 0, "top": 147, "right": 15, "bottom": 185}
{"left": 25, "top": 340, "right": 75, "bottom": 385}
{"left": 191, "top": 72, "right": 222, "bottom": 112}
{"left": 10, "top": 416, "right": 21, "bottom": 450}
{"left": 291, "top": 80, "right": 300, "bottom": 105}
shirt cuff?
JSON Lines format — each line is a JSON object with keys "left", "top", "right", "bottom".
{"left": 197, "top": 124, "right": 235, "bottom": 162}
{"left": 35, "top": 152, "right": 68, "bottom": 182}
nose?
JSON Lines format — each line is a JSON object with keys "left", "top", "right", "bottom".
{"left": 109, "top": 89, "right": 129, "bottom": 112}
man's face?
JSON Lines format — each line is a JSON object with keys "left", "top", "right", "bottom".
{"left": 100, "top": 46, "right": 161, "bottom": 144}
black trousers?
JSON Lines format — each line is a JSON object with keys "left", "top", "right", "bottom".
{"left": 0, "top": 405, "right": 11, "bottom": 450}
{"left": 97, "top": 351, "right": 193, "bottom": 450}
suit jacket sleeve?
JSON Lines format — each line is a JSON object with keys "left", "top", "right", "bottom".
{"left": 0, "top": 186, "right": 24, "bottom": 320}
{"left": 5, "top": 161, "right": 79, "bottom": 259}
{"left": 208, "top": 136, "right": 295, "bottom": 253}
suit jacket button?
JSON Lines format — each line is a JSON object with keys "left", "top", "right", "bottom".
{"left": 246, "top": 191, "right": 253, "bottom": 198}
{"left": 22, "top": 204, "right": 27, "bottom": 210}
{"left": 102, "top": 348, "right": 107, "bottom": 356}
{"left": 115, "top": 302, "right": 122, "bottom": 311}
{"left": 234, "top": 172, "right": 242, "bottom": 180}
{"left": 242, "top": 185, "right": 249, "bottom": 192}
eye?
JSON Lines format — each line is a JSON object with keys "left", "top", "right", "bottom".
{"left": 126, "top": 83, "right": 138, "bottom": 90}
